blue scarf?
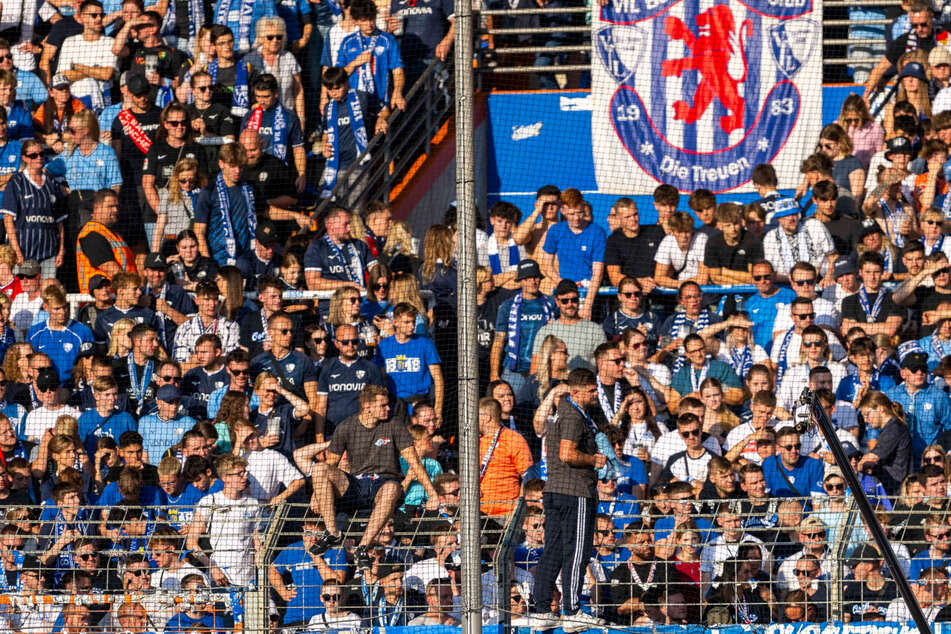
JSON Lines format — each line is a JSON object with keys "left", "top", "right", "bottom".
{"left": 729, "top": 345, "right": 754, "bottom": 380}
{"left": 355, "top": 32, "right": 384, "bottom": 97}
{"left": 487, "top": 235, "right": 520, "bottom": 275}
{"left": 0, "top": 550, "right": 23, "bottom": 592}
{"left": 324, "top": 235, "right": 362, "bottom": 284}
{"left": 127, "top": 354, "right": 153, "bottom": 404}
{"left": 930, "top": 335, "right": 951, "bottom": 363}
{"left": 271, "top": 103, "right": 287, "bottom": 160}
{"left": 924, "top": 235, "right": 945, "bottom": 256}
{"left": 669, "top": 310, "right": 710, "bottom": 373}
{"left": 505, "top": 293, "right": 553, "bottom": 371}
{"left": 775, "top": 327, "right": 796, "bottom": 386}
{"left": 880, "top": 200, "right": 907, "bottom": 248}
{"left": 208, "top": 59, "right": 249, "bottom": 116}
{"left": 215, "top": 171, "right": 256, "bottom": 264}
{"left": 858, "top": 285, "right": 885, "bottom": 322}
{"left": 320, "top": 90, "right": 368, "bottom": 199}
{"left": 216, "top": 0, "right": 255, "bottom": 52}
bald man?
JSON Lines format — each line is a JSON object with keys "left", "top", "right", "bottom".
{"left": 240, "top": 128, "right": 301, "bottom": 214}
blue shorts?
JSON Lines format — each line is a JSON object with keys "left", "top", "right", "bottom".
{"left": 339, "top": 473, "right": 398, "bottom": 511}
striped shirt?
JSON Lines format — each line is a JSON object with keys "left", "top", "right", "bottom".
{"left": 172, "top": 315, "right": 240, "bottom": 362}
{"left": 0, "top": 171, "right": 65, "bottom": 262}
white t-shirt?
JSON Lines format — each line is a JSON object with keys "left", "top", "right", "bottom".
{"left": 769, "top": 331, "right": 847, "bottom": 370}
{"left": 651, "top": 428, "right": 721, "bottom": 466}
{"left": 405, "top": 557, "right": 450, "bottom": 594}
{"left": 57, "top": 34, "right": 117, "bottom": 108}
{"left": 23, "top": 404, "right": 81, "bottom": 442}
{"left": 195, "top": 491, "right": 261, "bottom": 586}
{"left": 700, "top": 534, "right": 768, "bottom": 579}
{"left": 776, "top": 361, "right": 848, "bottom": 412}
{"left": 655, "top": 233, "right": 708, "bottom": 282}
{"left": 772, "top": 296, "right": 841, "bottom": 333}
{"left": 762, "top": 219, "right": 835, "bottom": 277}
{"left": 307, "top": 611, "right": 363, "bottom": 630}
{"left": 663, "top": 448, "right": 714, "bottom": 483}
{"left": 245, "top": 448, "right": 303, "bottom": 501}
{"left": 724, "top": 421, "right": 770, "bottom": 464}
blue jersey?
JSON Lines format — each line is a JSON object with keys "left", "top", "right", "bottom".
{"left": 164, "top": 483, "right": 205, "bottom": 531}
{"left": 598, "top": 494, "right": 641, "bottom": 531}
{"left": 165, "top": 610, "right": 233, "bottom": 634}
{"left": 4, "top": 402, "right": 27, "bottom": 440}
{"left": 602, "top": 308, "right": 661, "bottom": 345}
{"left": 762, "top": 455, "right": 825, "bottom": 498}
{"left": 909, "top": 551, "right": 951, "bottom": 579}
{"left": 138, "top": 413, "right": 197, "bottom": 466}
{"left": 213, "top": 0, "right": 277, "bottom": 52}
{"left": 97, "top": 103, "right": 121, "bottom": 136}
{"left": 303, "top": 235, "right": 376, "bottom": 284}
{"left": 6, "top": 101, "right": 33, "bottom": 141}
{"left": 275, "top": 0, "right": 311, "bottom": 40}
{"left": 250, "top": 403, "right": 297, "bottom": 456}
{"left": 194, "top": 181, "right": 257, "bottom": 266}
{"left": 77, "top": 409, "right": 138, "bottom": 456}
{"left": 317, "top": 357, "right": 384, "bottom": 427}
{"left": 250, "top": 350, "right": 319, "bottom": 394}
{"left": 885, "top": 383, "right": 951, "bottom": 462}
{"left": 0, "top": 141, "right": 21, "bottom": 175}
{"left": 46, "top": 143, "right": 122, "bottom": 192}
{"left": 182, "top": 365, "right": 230, "bottom": 417}
{"left": 494, "top": 295, "right": 554, "bottom": 372}
{"left": 15, "top": 71, "right": 47, "bottom": 109}
{"left": 374, "top": 334, "right": 441, "bottom": 399}
{"left": 93, "top": 305, "right": 158, "bottom": 345}
{"left": 207, "top": 384, "right": 259, "bottom": 419}
{"left": 744, "top": 287, "right": 796, "bottom": 352}
{"left": 240, "top": 104, "right": 305, "bottom": 158}
{"left": 273, "top": 542, "right": 349, "bottom": 624}
{"left": 836, "top": 372, "right": 897, "bottom": 403}
{"left": 27, "top": 320, "right": 94, "bottom": 384}
{"left": 0, "top": 171, "right": 65, "bottom": 262}
{"left": 336, "top": 29, "right": 403, "bottom": 104}
{"left": 542, "top": 221, "right": 607, "bottom": 284}
{"left": 654, "top": 515, "right": 714, "bottom": 542}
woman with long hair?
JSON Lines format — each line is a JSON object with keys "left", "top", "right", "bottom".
{"left": 921, "top": 444, "right": 949, "bottom": 479}
{"left": 216, "top": 266, "right": 253, "bottom": 321}
{"left": 698, "top": 377, "right": 740, "bottom": 443}
{"left": 420, "top": 224, "right": 457, "bottom": 307}
{"left": 2, "top": 342, "right": 32, "bottom": 386}
{"left": 361, "top": 262, "right": 391, "bottom": 321}
{"left": 837, "top": 94, "right": 883, "bottom": 170}
{"left": 817, "top": 122, "right": 867, "bottom": 202}
{"left": 531, "top": 334, "right": 568, "bottom": 406}
{"left": 278, "top": 250, "right": 311, "bottom": 314}
{"left": 154, "top": 158, "right": 206, "bottom": 254}
{"left": 620, "top": 327, "right": 672, "bottom": 418}
{"left": 387, "top": 272, "right": 431, "bottom": 334}
{"left": 33, "top": 430, "right": 92, "bottom": 500}
{"left": 168, "top": 229, "right": 218, "bottom": 290}
{"left": 612, "top": 387, "right": 665, "bottom": 464}
{"left": 107, "top": 318, "right": 136, "bottom": 359}
{"left": 891, "top": 53, "right": 932, "bottom": 127}
{"left": 325, "top": 286, "right": 377, "bottom": 359}
{"left": 857, "top": 390, "right": 912, "bottom": 494}
{"left": 382, "top": 220, "right": 420, "bottom": 275}
{"left": 212, "top": 390, "right": 250, "bottom": 454}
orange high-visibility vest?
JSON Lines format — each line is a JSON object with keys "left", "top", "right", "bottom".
{"left": 76, "top": 221, "right": 136, "bottom": 293}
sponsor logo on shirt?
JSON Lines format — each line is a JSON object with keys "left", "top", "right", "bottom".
{"left": 374, "top": 437, "right": 392, "bottom": 447}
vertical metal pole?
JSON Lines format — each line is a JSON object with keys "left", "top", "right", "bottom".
{"left": 455, "top": 1, "right": 483, "bottom": 633}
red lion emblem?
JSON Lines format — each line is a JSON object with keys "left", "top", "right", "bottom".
{"left": 660, "top": 5, "right": 753, "bottom": 134}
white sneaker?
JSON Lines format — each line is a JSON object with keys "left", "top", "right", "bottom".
{"left": 518, "top": 612, "right": 561, "bottom": 630}
{"left": 561, "top": 611, "right": 605, "bottom": 633}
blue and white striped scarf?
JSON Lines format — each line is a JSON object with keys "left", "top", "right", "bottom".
{"left": 506, "top": 293, "right": 553, "bottom": 371}
{"left": 775, "top": 327, "right": 797, "bottom": 386}
{"left": 669, "top": 310, "right": 710, "bottom": 373}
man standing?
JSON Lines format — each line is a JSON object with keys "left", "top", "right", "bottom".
{"left": 304, "top": 205, "right": 376, "bottom": 291}
{"left": 603, "top": 198, "right": 663, "bottom": 290}
{"left": 704, "top": 203, "right": 764, "bottom": 285}
{"left": 316, "top": 323, "right": 385, "bottom": 433}
{"left": 841, "top": 252, "right": 905, "bottom": 337}
{"left": 240, "top": 74, "right": 306, "bottom": 191}
{"left": 213, "top": 0, "right": 277, "bottom": 55}
{"left": 744, "top": 261, "right": 795, "bottom": 352}
{"left": 479, "top": 396, "right": 532, "bottom": 517}
{"left": 337, "top": 0, "right": 404, "bottom": 113}
{"left": 57, "top": 0, "right": 117, "bottom": 111}
{"left": 527, "top": 368, "right": 606, "bottom": 631}
{"left": 531, "top": 279, "right": 606, "bottom": 372}
{"left": 113, "top": 323, "right": 163, "bottom": 416}
{"left": 172, "top": 279, "right": 240, "bottom": 363}
{"left": 490, "top": 258, "right": 555, "bottom": 405}
{"left": 540, "top": 191, "right": 606, "bottom": 320}
{"left": 762, "top": 198, "right": 836, "bottom": 284}
{"left": 250, "top": 311, "right": 320, "bottom": 420}
{"left": 886, "top": 348, "right": 951, "bottom": 463}
{"left": 194, "top": 142, "right": 264, "bottom": 267}
{"left": 374, "top": 303, "right": 443, "bottom": 418}
{"left": 76, "top": 190, "right": 136, "bottom": 294}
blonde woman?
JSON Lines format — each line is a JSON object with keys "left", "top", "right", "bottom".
{"left": 857, "top": 390, "right": 912, "bottom": 494}
{"left": 887, "top": 52, "right": 932, "bottom": 132}
{"left": 0, "top": 245, "right": 18, "bottom": 296}
{"left": 2, "top": 342, "right": 32, "bottom": 385}
{"left": 245, "top": 17, "right": 304, "bottom": 117}
{"left": 177, "top": 26, "right": 217, "bottom": 102}
{"left": 532, "top": 334, "right": 569, "bottom": 405}
{"left": 325, "top": 286, "right": 378, "bottom": 358}
{"left": 383, "top": 220, "right": 420, "bottom": 275}
{"left": 715, "top": 314, "right": 768, "bottom": 381}
{"left": 154, "top": 158, "right": 204, "bottom": 250}
{"left": 387, "top": 272, "right": 431, "bottom": 334}
{"left": 107, "top": 318, "right": 136, "bottom": 359}
{"left": 817, "top": 122, "right": 866, "bottom": 202}
{"left": 838, "top": 94, "right": 884, "bottom": 170}
{"left": 420, "top": 224, "right": 457, "bottom": 306}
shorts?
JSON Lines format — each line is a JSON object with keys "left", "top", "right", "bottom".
{"left": 339, "top": 473, "right": 399, "bottom": 512}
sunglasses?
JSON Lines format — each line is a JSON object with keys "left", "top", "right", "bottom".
{"left": 312, "top": 337, "right": 326, "bottom": 344}
{"left": 844, "top": 118, "right": 860, "bottom": 125}
{"left": 685, "top": 347, "right": 705, "bottom": 355}
{"left": 781, "top": 443, "right": 802, "bottom": 451}
{"left": 912, "top": 21, "right": 931, "bottom": 27}
{"left": 933, "top": 531, "right": 951, "bottom": 539}
{"left": 819, "top": 142, "right": 837, "bottom": 150}
{"left": 620, "top": 291, "right": 642, "bottom": 298}
{"left": 825, "top": 483, "right": 845, "bottom": 492}
{"left": 595, "top": 529, "right": 613, "bottom": 535}
{"left": 558, "top": 296, "right": 580, "bottom": 304}
{"left": 924, "top": 455, "right": 944, "bottom": 463}
{"left": 607, "top": 357, "right": 624, "bottom": 365}
{"left": 752, "top": 274, "right": 771, "bottom": 281}
{"left": 511, "top": 595, "right": 526, "bottom": 603}
{"left": 37, "top": 386, "right": 57, "bottom": 393}
{"left": 77, "top": 553, "right": 97, "bottom": 561}
{"left": 322, "top": 594, "right": 340, "bottom": 601}
{"left": 802, "top": 340, "right": 825, "bottom": 348}
{"left": 83, "top": 11, "right": 103, "bottom": 17}
{"left": 679, "top": 429, "right": 701, "bottom": 438}
{"left": 793, "top": 312, "right": 815, "bottom": 320}
{"left": 345, "top": 297, "right": 360, "bottom": 303}
{"left": 336, "top": 338, "right": 359, "bottom": 345}
{"left": 23, "top": 152, "right": 41, "bottom": 159}
{"left": 273, "top": 328, "right": 292, "bottom": 334}
{"left": 0, "top": 54, "right": 11, "bottom": 61}
{"left": 161, "top": 376, "right": 181, "bottom": 383}
{"left": 165, "top": 120, "right": 186, "bottom": 127}
{"left": 375, "top": 283, "right": 389, "bottom": 290}
{"left": 628, "top": 341, "right": 645, "bottom": 350}
{"left": 231, "top": 368, "right": 251, "bottom": 376}
{"left": 127, "top": 569, "right": 151, "bottom": 577}
{"left": 924, "top": 219, "right": 941, "bottom": 225}
{"left": 794, "top": 569, "right": 818, "bottom": 576}
{"left": 792, "top": 277, "right": 817, "bottom": 286}
{"left": 194, "top": 85, "right": 212, "bottom": 92}
{"left": 935, "top": 268, "right": 951, "bottom": 277}
{"left": 265, "top": 34, "right": 284, "bottom": 40}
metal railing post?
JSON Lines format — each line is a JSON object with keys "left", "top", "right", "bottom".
{"left": 494, "top": 498, "right": 528, "bottom": 628}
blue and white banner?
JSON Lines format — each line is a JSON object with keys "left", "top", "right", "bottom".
{"left": 592, "top": 0, "right": 822, "bottom": 194}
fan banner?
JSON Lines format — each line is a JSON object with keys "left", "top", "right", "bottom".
{"left": 591, "top": 0, "right": 823, "bottom": 194}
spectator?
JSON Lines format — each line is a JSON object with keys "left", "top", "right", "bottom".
{"left": 602, "top": 276, "right": 661, "bottom": 346}
{"left": 885, "top": 348, "right": 950, "bottom": 462}
{"left": 374, "top": 303, "right": 443, "bottom": 417}
{"left": 482, "top": 201, "right": 524, "bottom": 289}
{"left": 76, "top": 189, "right": 136, "bottom": 294}
{"left": 654, "top": 211, "right": 708, "bottom": 289}
{"left": 478, "top": 396, "right": 531, "bottom": 516}
{"left": 744, "top": 260, "right": 796, "bottom": 351}
{"left": 337, "top": 0, "right": 404, "bottom": 113}
{"left": 670, "top": 333, "right": 745, "bottom": 408}
{"left": 704, "top": 203, "right": 763, "bottom": 285}
{"left": 841, "top": 252, "right": 904, "bottom": 337}
{"left": 513, "top": 184, "right": 561, "bottom": 265}
{"left": 688, "top": 189, "right": 717, "bottom": 237}
{"left": 26, "top": 285, "right": 94, "bottom": 384}
{"left": 886, "top": 566, "right": 947, "bottom": 621}
{"left": 531, "top": 279, "right": 606, "bottom": 372}
{"left": 603, "top": 198, "right": 663, "bottom": 290}
{"left": 762, "top": 427, "right": 824, "bottom": 498}
{"left": 173, "top": 279, "right": 240, "bottom": 363}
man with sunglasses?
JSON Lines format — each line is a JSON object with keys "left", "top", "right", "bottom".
{"left": 186, "top": 70, "right": 237, "bottom": 164}
{"left": 743, "top": 260, "right": 795, "bottom": 351}
{"left": 23, "top": 367, "right": 81, "bottom": 443}
{"left": 866, "top": 1, "right": 939, "bottom": 101}
{"left": 886, "top": 349, "right": 951, "bottom": 464}
{"left": 164, "top": 572, "right": 235, "bottom": 632}
{"left": 761, "top": 426, "right": 824, "bottom": 499}
{"left": 206, "top": 349, "right": 257, "bottom": 418}
{"left": 531, "top": 279, "right": 606, "bottom": 373}
{"left": 669, "top": 333, "right": 744, "bottom": 410}
{"left": 240, "top": 275, "right": 299, "bottom": 357}
{"left": 776, "top": 516, "right": 831, "bottom": 591}
{"left": 843, "top": 545, "right": 896, "bottom": 622}
{"left": 601, "top": 276, "right": 660, "bottom": 346}
{"left": 316, "top": 323, "right": 383, "bottom": 433}
{"left": 762, "top": 197, "right": 836, "bottom": 285}
{"left": 909, "top": 516, "right": 951, "bottom": 580}
{"left": 894, "top": 251, "right": 951, "bottom": 334}
{"left": 56, "top": 0, "right": 117, "bottom": 110}
{"left": 251, "top": 310, "right": 320, "bottom": 421}
{"left": 841, "top": 252, "right": 905, "bottom": 337}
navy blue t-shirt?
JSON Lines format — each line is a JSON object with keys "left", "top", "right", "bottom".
{"left": 303, "top": 235, "right": 376, "bottom": 283}
{"left": 182, "top": 365, "right": 230, "bottom": 417}
{"left": 250, "top": 350, "right": 319, "bottom": 395}
{"left": 317, "top": 357, "right": 384, "bottom": 427}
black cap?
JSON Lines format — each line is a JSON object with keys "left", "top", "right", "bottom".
{"left": 849, "top": 544, "right": 883, "bottom": 568}
{"left": 901, "top": 352, "right": 930, "bottom": 371}
{"left": 859, "top": 222, "right": 883, "bottom": 241}
{"left": 36, "top": 367, "right": 59, "bottom": 391}
{"left": 833, "top": 256, "right": 857, "bottom": 278}
{"left": 144, "top": 252, "right": 167, "bottom": 270}
{"left": 554, "top": 278, "right": 579, "bottom": 296}
{"left": 126, "top": 72, "right": 150, "bottom": 96}
{"left": 515, "top": 259, "right": 542, "bottom": 281}
{"left": 376, "top": 563, "right": 402, "bottom": 579}
{"left": 255, "top": 219, "right": 279, "bottom": 245}
{"left": 89, "top": 275, "right": 112, "bottom": 292}
{"left": 885, "top": 136, "right": 913, "bottom": 160}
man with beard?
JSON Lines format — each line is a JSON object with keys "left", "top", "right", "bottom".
{"left": 610, "top": 525, "right": 683, "bottom": 626}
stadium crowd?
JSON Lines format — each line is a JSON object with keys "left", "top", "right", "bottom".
{"left": 2, "top": 0, "right": 951, "bottom": 630}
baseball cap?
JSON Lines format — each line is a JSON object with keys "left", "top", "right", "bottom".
{"left": 376, "top": 563, "right": 402, "bottom": 579}
{"left": 902, "top": 352, "right": 930, "bottom": 372}
{"left": 798, "top": 515, "right": 826, "bottom": 532}
{"left": 833, "top": 255, "right": 857, "bottom": 278}
{"left": 515, "top": 259, "right": 542, "bottom": 281}
{"left": 126, "top": 72, "right": 150, "bottom": 96}
{"left": 255, "top": 219, "right": 279, "bottom": 245}
{"left": 898, "top": 340, "right": 928, "bottom": 369}
{"left": 51, "top": 74, "right": 70, "bottom": 89}
{"left": 89, "top": 275, "right": 112, "bottom": 292}
{"left": 36, "top": 367, "right": 60, "bottom": 391}
{"left": 144, "top": 252, "right": 167, "bottom": 270}
{"left": 772, "top": 197, "right": 800, "bottom": 220}
{"left": 899, "top": 61, "right": 928, "bottom": 83}
{"left": 885, "top": 135, "right": 913, "bottom": 160}
{"left": 931, "top": 45, "right": 951, "bottom": 67}
{"left": 849, "top": 544, "right": 883, "bottom": 568}
{"left": 16, "top": 260, "right": 39, "bottom": 277}
{"left": 156, "top": 385, "right": 182, "bottom": 402}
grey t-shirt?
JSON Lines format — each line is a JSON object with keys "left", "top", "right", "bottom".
{"left": 532, "top": 319, "right": 606, "bottom": 371}
{"left": 544, "top": 398, "right": 598, "bottom": 499}
{"left": 328, "top": 414, "right": 413, "bottom": 480}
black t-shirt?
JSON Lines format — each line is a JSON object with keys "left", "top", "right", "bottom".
{"left": 843, "top": 579, "right": 897, "bottom": 621}
{"left": 126, "top": 43, "right": 189, "bottom": 81}
{"left": 209, "top": 62, "right": 258, "bottom": 111}
{"left": 242, "top": 153, "right": 295, "bottom": 203}
{"left": 603, "top": 225, "right": 666, "bottom": 279}
{"left": 327, "top": 414, "right": 413, "bottom": 480}
{"left": 185, "top": 102, "right": 236, "bottom": 138}
{"left": 111, "top": 107, "right": 161, "bottom": 179}
{"left": 703, "top": 230, "right": 764, "bottom": 272}
{"left": 143, "top": 140, "right": 207, "bottom": 190}
{"left": 47, "top": 17, "right": 82, "bottom": 51}
{"left": 894, "top": 499, "right": 951, "bottom": 547}
{"left": 171, "top": 0, "right": 212, "bottom": 39}
{"left": 822, "top": 213, "right": 863, "bottom": 256}
{"left": 841, "top": 290, "right": 903, "bottom": 324}
{"left": 609, "top": 560, "right": 683, "bottom": 605}
{"left": 79, "top": 228, "right": 116, "bottom": 267}
{"left": 544, "top": 398, "right": 597, "bottom": 499}
{"left": 886, "top": 33, "right": 938, "bottom": 65}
